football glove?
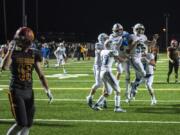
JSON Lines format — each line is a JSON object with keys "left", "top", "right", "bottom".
{"left": 46, "top": 89, "right": 53, "bottom": 104}
{"left": 8, "top": 40, "right": 16, "bottom": 51}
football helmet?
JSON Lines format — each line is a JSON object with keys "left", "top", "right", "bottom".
{"left": 59, "top": 42, "right": 64, "bottom": 48}
{"left": 14, "top": 27, "right": 35, "bottom": 49}
{"left": 170, "top": 39, "right": 178, "bottom": 48}
{"left": 112, "top": 23, "right": 123, "bottom": 35}
{"left": 133, "top": 23, "right": 145, "bottom": 35}
{"left": 98, "top": 33, "right": 109, "bottom": 43}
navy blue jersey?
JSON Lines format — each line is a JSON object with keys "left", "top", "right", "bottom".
{"left": 10, "top": 48, "right": 42, "bottom": 90}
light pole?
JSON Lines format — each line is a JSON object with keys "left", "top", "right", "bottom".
{"left": 164, "top": 13, "right": 170, "bottom": 49}
{"left": 36, "top": 0, "right": 39, "bottom": 36}
{"left": 3, "top": 0, "right": 7, "bottom": 41}
{"left": 22, "top": 0, "right": 27, "bottom": 26}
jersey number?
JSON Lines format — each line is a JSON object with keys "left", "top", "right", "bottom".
{"left": 18, "top": 64, "right": 32, "bottom": 81}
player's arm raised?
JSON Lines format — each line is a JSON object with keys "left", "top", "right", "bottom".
{"left": 145, "top": 34, "right": 159, "bottom": 47}
{"left": 0, "top": 41, "right": 15, "bottom": 71}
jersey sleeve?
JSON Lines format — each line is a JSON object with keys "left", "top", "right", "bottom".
{"left": 34, "top": 49, "right": 42, "bottom": 62}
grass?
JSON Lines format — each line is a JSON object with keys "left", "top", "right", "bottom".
{"left": 0, "top": 53, "right": 180, "bottom": 135}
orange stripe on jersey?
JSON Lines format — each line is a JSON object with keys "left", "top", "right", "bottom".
{"left": 8, "top": 92, "right": 16, "bottom": 119}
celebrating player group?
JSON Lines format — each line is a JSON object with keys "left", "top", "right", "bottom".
{"left": 87, "top": 23, "right": 159, "bottom": 112}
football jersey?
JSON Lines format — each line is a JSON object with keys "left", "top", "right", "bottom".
{"left": 129, "top": 34, "right": 148, "bottom": 58}
{"left": 109, "top": 33, "right": 122, "bottom": 51}
{"left": 142, "top": 53, "right": 154, "bottom": 75}
{"left": 101, "top": 49, "right": 119, "bottom": 71}
{"left": 167, "top": 46, "right": 179, "bottom": 60}
{"left": 55, "top": 47, "right": 66, "bottom": 58}
{"left": 110, "top": 31, "right": 129, "bottom": 57}
{"left": 94, "top": 42, "right": 104, "bottom": 66}
{"left": 10, "top": 48, "right": 42, "bottom": 91}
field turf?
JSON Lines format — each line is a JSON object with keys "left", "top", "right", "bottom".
{"left": 0, "top": 54, "right": 180, "bottom": 135}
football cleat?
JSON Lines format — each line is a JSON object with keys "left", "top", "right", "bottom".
{"left": 151, "top": 99, "right": 157, "bottom": 105}
{"left": 114, "top": 107, "right": 126, "bottom": 113}
{"left": 101, "top": 100, "right": 108, "bottom": 109}
{"left": 86, "top": 96, "right": 93, "bottom": 108}
{"left": 92, "top": 104, "right": 103, "bottom": 111}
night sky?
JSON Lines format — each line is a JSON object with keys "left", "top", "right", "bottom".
{"left": 0, "top": 0, "right": 180, "bottom": 42}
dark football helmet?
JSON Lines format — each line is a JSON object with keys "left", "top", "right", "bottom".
{"left": 14, "top": 27, "right": 34, "bottom": 49}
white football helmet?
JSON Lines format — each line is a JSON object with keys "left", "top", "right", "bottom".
{"left": 59, "top": 42, "right": 64, "bottom": 48}
{"left": 98, "top": 33, "right": 109, "bottom": 43}
{"left": 112, "top": 23, "right": 123, "bottom": 35}
{"left": 133, "top": 23, "right": 145, "bottom": 35}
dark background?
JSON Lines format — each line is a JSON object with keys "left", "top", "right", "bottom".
{"left": 0, "top": 0, "right": 180, "bottom": 43}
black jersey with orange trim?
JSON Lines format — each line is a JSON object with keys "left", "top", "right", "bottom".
{"left": 9, "top": 48, "right": 42, "bottom": 90}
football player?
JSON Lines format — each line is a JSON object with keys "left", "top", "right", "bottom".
{"left": 109, "top": 23, "right": 131, "bottom": 101}
{"left": 54, "top": 42, "right": 67, "bottom": 74}
{"left": 93, "top": 40, "right": 126, "bottom": 112}
{"left": 129, "top": 46, "right": 157, "bottom": 105}
{"left": 167, "top": 39, "right": 179, "bottom": 83}
{"left": 0, "top": 27, "right": 53, "bottom": 135}
{"left": 127, "top": 23, "right": 158, "bottom": 102}
{"left": 128, "top": 24, "right": 157, "bottom": 80}
{"left": 86, "top": 33, "right": 109, "bottom": 108}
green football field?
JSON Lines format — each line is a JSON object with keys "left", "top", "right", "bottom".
{"left": 0, "top": 54, "right": 180, "bottom": 135}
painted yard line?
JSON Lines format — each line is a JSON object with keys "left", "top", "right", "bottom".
{"left": 0, "top": 86, "right": 180, "bottom": 91}
{"left": 0, "top": 119, "right": 180, "bottom": 124}
{"left": 0, "top": 98, "right": 180, "bottom": 103}
{"left": 0, "top": 80, "right": 177, "bottom": 83}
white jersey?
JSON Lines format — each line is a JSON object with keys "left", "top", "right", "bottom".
{"left": 129, "top": 34, "right": 148, "bottom": 58}
{"left": 110, "top": 31, "right": 129, "bottom": 57}
{"left": 142, "top": 53, "right": 154, "bottom": 75}
{"left": 54, "top": 47, "right": 66, "bottom": 59}
{"left": 109, "top": 33, "right": 122, "bottom": 51}
{"left": 94, "top": 42, "right": 104, "bottom": 67}
{"left": 101, "top": 49, "right": 119, "bottom": 71}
